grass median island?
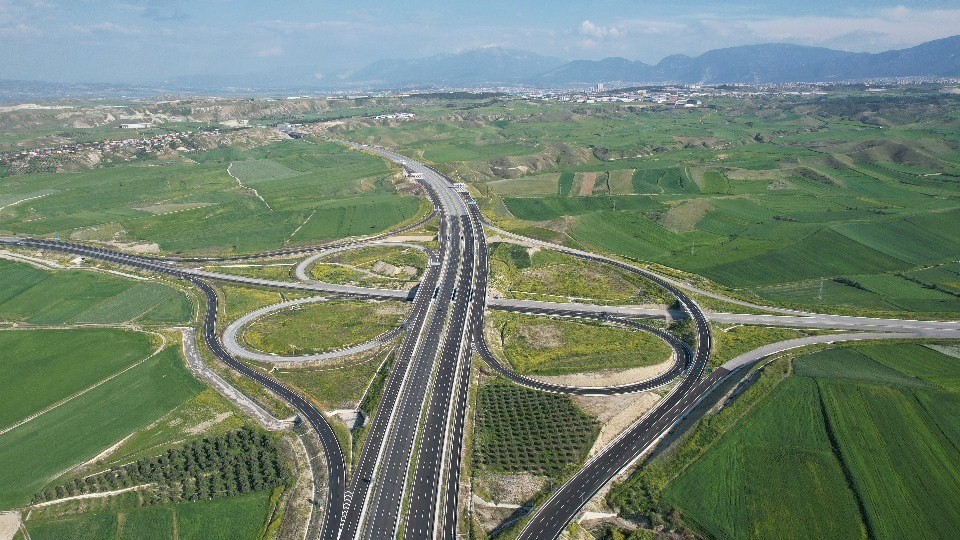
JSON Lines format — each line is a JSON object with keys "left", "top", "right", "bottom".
{"left": 204, "top": 261, "right": 298, "bottom": 281}
{"left": 0, "top": 259, "right": 191, "bottom": 325}
{"left": 329, "top": 245, "right": 428, "bottom": 276}
{"left": 241, "top": 300, "right": 408, "bottom": 355}
{"left": 488, "top": 242, "right": 672, "bottom": 305}
{"left": 273, "top": 351, "right": 389, "bottom": 411}
{"left": 608, "top": 342, "right": 960, "bottom": 539}
{"left": 218, "top": 284, "right": 307, "bottom": 324}
{"left": 307, "top": 244, "right": 428, "bottom": 289}
{"left": 474, "top": 379, "right": 598, "bottom": 476}
{"left": 489, "top": 311, "right": 672, "bottom": 376}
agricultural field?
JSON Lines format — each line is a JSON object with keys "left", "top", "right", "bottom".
{"left": 487, "top": 311, "right": 672, "bottom": 376}
{"left": 0, "top": 342, "right": 204, "bottom": 507}
{"left": 241, "top": 300, "right": 408, "bottom": 355}
{"left": 0, "top": 140, "right": 426, "bottom": 255}
{"left": 338, "top": 91, "right": 960, "bottom": 315}
{"left": 473, "top": 379, "right": 599, "bottom": 476}
{"left": 0, "top": 328, "right": 159, "bottom": 430}
{"left": 609, "top": 342, "right": 960, "bottom": 539}
{"left": 23, "top": 489, "right": 274, "bottom": 540}
{"left": 0, "top": 259, "right": 191, "bottom": 325}
{"left": 488, "top": 242, "right": 673, "bottom": 305}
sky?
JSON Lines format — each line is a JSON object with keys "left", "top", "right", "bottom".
{"left": 2, "top": 0, "right": 959, "bottom": 84}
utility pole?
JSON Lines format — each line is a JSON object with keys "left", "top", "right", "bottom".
{"left": 817, "top": 277, "right": 824, "bottom": 301}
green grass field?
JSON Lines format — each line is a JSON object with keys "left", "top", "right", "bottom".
{"left": 0, "top": 344, "right": 204, "bottom": 508}
{"left": 488, "top": 242, "right": 673, "bottom": 305}
{"left": 0, "top": 260, "right": 191, "bottom": 325}
{"left": 274, "top": 352, "right": 387, "bottom": 410}
{"left": 0, "top": 140, "right": 424, "bottom": 255}
{"left": 0, "top": 328, "right": 158, "bottom": 430}
{"left": 24, "top": 490, "right": 273, "bottom": 540}
{"left": 644, "top": 343, "right": 960, "bottom": 539}
{"left": 488, "top": 311, "right": 672, "bottom": 376}
{"left": 474, "top": 379, "right": 598, "bottom": 476}
{"left": 328, "top": 244, "right": 428, "bottom": 277}
{"left": 241, "top": 300, "right": 407, "bottom": 355}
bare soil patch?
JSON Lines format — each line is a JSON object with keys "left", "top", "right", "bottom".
{"left": 578, "top": 172, "right": 598, "bottom": 196}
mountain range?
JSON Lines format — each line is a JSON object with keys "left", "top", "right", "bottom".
{"left": 347, "top": 36, "right": 960, "bottom": 87}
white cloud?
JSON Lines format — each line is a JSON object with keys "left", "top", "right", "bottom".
{"left": 579, "top": 20, "right": 619, "bottom": 39}
{"left": 703, "top": 6, "right": 960, "bottom": 51}
{"left": 256, "top": 45, "right": 284, "bottom": 58}
{"left": 70, "top": 22, "right": 141, "bottom": 35}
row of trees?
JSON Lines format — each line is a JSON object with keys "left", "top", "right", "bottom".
{"left": 33, "top": 426, "right": 289, "bottom": 506}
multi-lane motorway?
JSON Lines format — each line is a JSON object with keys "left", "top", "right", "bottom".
{"left": 7, "top": 142, "right": 960, "bottom": 540}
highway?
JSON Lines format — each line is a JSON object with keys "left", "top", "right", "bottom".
{"left": 187, "top": 278, "right": 346, "bottom": 540}
{"left": 338, "top": 145, "right": 481, "bottom": 540}
{"left": 0, "top": 235, "right": 348, "bottom": 540}
{"left": 8, "top": 141, "right": 960, "bottom": 540}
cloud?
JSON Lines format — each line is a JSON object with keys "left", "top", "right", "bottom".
{"left": 71, "top": 21, "right": 141, "bottom": 35}
{"left": 256, "top": 45, "right": 284, "bottom": 58}
{"left": 700, "top": 6, "right": 960, "bottom": 51}
{"left": 579, "top": 20, "right": 619, "bottom": 39}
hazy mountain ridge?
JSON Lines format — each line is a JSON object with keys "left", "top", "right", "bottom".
{"left": 354, "top": 36, "right": 960, "bottom": 86}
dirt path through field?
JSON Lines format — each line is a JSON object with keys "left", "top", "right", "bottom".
{"left": 30, "top": 484, "right": 151, "bottom": 508}
{"left": 227, "top": 162, "right": 273, "bottom": 211}
{"left": 0, "top": 512, "right": 20, "bottom": 540}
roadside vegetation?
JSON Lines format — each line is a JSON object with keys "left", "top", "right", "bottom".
{"left": 708, "top": 323, "right": 834, "bottom": 368}
{"left": 273, "top": 348, "right": 391, "bottom": 411}
{"left": 488, "top": 311, "right": 672, "bottom": 376}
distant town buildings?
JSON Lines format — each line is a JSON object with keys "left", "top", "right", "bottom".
{"left": 374, "top": 112, "right": 416, "bottom": 120}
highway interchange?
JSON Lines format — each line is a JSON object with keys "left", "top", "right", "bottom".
{"left": 4, "top": 144, "right": 959, "bottom": 540}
